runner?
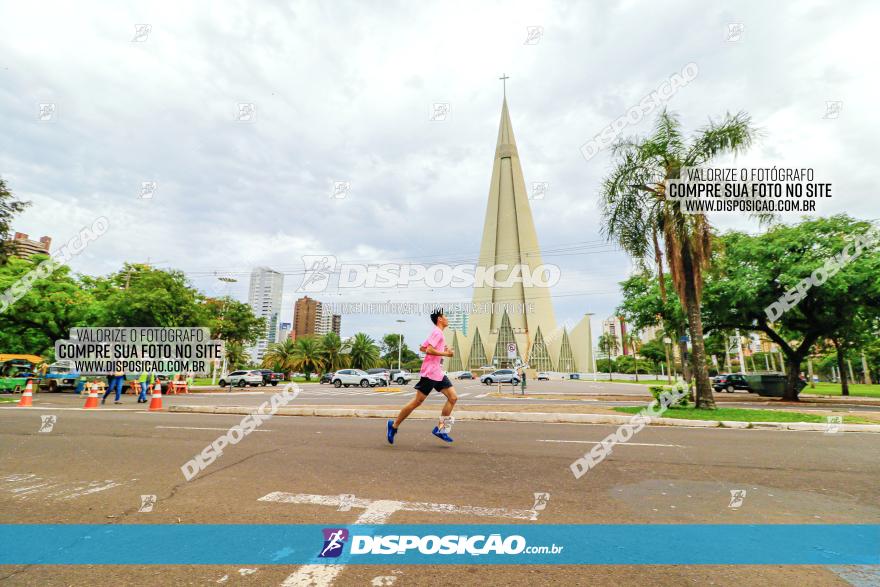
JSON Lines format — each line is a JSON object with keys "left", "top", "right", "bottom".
{"left": 387, "top": 308, "right": 458, "bottom": 444}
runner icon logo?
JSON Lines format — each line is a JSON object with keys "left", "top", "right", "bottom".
{"left": 319, "top": 528, "right": 349, "bottom": 558}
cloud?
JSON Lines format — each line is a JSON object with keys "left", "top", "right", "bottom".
{"left": 1, "top": 0, "right": 875, "bottom": 343}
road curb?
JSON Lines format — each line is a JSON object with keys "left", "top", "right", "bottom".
{"left": 167, "top": 405, "right": 880, "bottom": 433}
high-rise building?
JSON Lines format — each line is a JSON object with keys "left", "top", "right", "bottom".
{"left": 247, "top": 267, "right": 284, "bottom": 362}
{"left": 452, "top": 95, "right": 592, "bottom": 373}
{"left": 278, "top": 322, "right": 292, "bottom": 342}
{"left": 293, "top": 296, "right": 320, "bottom": 338}
{"left": 8, "top": 232, "right": 51, "bottom": 259}
{"left": 293, "top": 297, "right": 341, "bottom": 338}
{"left": 601, "top": 316, "right": 629, "bottom": 358}
{"left": 446, "top": 307, "right": 469, "bottom": 337}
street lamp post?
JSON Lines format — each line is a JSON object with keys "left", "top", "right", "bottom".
{"left": 396, "top": 319, "right": 406, "bottom": 371}
{"left": 663, "top": 336, "right": 673, "bottom": 384}
{"left": 215, "top": 276, "right": 238, "bottom": 386}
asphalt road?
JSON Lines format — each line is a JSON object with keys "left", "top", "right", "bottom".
{"left": 1, "top": 400, "right": 879, "bottom": 586}
{"left": 12, "top": 379, "right": 880, "bottom": 417}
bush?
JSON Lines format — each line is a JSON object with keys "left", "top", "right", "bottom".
{"left": 648, "top": 381, "right": 691, "bottom": 408}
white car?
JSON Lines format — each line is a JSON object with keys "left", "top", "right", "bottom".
{"left": 390, "top": 369, "right": 418, "bottom": 384}
{"left": 480, "top": 369, "right": 521, "bottom": 385}
{"left": 219, "top": 370, "right": 263, "bottom": 387}
{"left": 537, "top": 372, "right": 551, "bottom": 381}
{"left": 332, "top": 369, "right": 382, "bottom": 388}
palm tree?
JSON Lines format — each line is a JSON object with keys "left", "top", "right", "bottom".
{"left": 321, "top": 332, "right": 350, "bottom": 372}
{"left": 290, "top": 335, "right": 326, "bottom": 381}
{"left": 224, "top": 341, "right": 249, "bottom": 371}
{"left": 600, "top": 109, "right": 757, "bottom": 408}
{"left": 262, "top": 338, "right": 297, "bottom": 374}
{"left": 597, "top": 333, "right": 619, "bottom": 381}
{"left": 349, "top": 332, "right": 380, "bottom": 369}
{"left": 625, "top": 332, "right": 642, "bottom": 382}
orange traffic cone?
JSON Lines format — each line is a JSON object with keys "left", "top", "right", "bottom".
{"left": 17, "top": 379, "right": 34, "bottom": 407}
{"left": 148, "top": 381, "right": 163, "bottom": 411}
{"left": 83, "top": 383, "right": 100, "bottom": 409}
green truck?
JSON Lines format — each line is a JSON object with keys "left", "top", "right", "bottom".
{"left": 0, "top": 355, "right": 41, "bottom": 393}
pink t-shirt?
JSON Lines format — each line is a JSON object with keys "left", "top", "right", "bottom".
{"left": 419, "top": 326, "right": 446, "bottom": 381}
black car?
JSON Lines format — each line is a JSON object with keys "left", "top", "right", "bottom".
{"left": 319, "top": 373, "right": 333, "bottom": 384}
{"left": 455, "top": 372, "right": 473, "bottom": 379}
{"left": 712, "top": 373, "right": 752, "bottom": 393}
{"left": 256, "top": 369, "right": 283, "bottom": 386}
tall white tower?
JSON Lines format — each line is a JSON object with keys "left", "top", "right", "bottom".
{"left": 247, "top": 266, "right": 284, "bottom": 363}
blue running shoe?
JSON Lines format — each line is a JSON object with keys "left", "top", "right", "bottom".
{"left": 387, "top": 420, "right": 398, "bottom": 444}
{"left": 432, "top": 426, "right": 453, "bottom": 443}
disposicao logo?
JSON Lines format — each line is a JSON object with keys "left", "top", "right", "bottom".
{"left": 319, "top": 528, "right": 348, "bottom": 558}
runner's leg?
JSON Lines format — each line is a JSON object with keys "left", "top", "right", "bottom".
{"left": 393, "top": 391, "right": 427, "bottom": 429}
{"left": 439, "top": 385, "right": 458, "bottom": 418}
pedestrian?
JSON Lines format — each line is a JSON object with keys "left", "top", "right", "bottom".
{"left": 102, "top": 365, "right": 125, "bottom": 404}
{"left": 137, "top": 371, "right": 153, "bottom": 403}
{"left": 387, "top": 308, "right": 458, "bottom": 444}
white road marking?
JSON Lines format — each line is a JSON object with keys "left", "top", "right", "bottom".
{"left": 475, "top": 393, "right": 489, "bottom": 398}
{"left": 279, "top": 499, "right": 402, "bottom": 587}
{"left": 155, "top": 426, "right": 272, "bottom": 432}
{"left": 457, "top": 393, "right": 470, "bottom": 398}
{"left": 0, "top": 474, "right": 125, "bottom": 500}
{"left": 537, "top": 439, "right": 683, "bottom": 447}
{"left": 263, "top": 492, "right": 540, "bottom": 587}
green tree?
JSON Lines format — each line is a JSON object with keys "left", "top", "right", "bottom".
{"left": 321, "top": 332, "right": 350, "bottom": 372}
{"left": 290, "top": 335, "right": 326, "bottom": 381}
{"left": 0, "top": 177, "right": 31, "bottom": 264}
{"left": 597, "top": 333, "right": 619, "bottom": 380}
{"left": 617, "top": 272, "right": 689, "bottom": 378}
{"left": 224, "top": 341, "right": 249, "bottom": 371}
{"left": 702, "top": 215, "right": 880, "bottom": 400}
{"left": 348, "top": 332, "right": 380, "bottom": 369}
{"left": 380, "top": 333, "right": 417, "bottom": 368}
{"left": 85, "top": 264, "right": 206, "bottom": 327}
{"left": 600, "top": 109, "right": 757, "bottom": 408}
{"left": 0, "top": 255, "right": 96, "bottom": 355}
{"left": 203, "top": 297, "right": 265, "bottom": 345}
{"left": 262, "top": 338, "right": 297, "bottom": 373}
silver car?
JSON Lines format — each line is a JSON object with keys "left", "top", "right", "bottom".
{"left": 480, "top": 369, "right": 520, "bottom": 385}
{"left": 332, "top": 369, "right": 382, "bottom": 388}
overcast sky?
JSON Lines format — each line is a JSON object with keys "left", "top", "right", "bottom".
{"left": 1, "top": 0, "right": 877, "bottom": 345}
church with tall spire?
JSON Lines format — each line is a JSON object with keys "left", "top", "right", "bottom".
{"left": 447, "top": 89, "right": 593, "bottom": 373}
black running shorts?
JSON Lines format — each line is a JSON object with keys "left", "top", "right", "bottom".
{"left": 414, "top": 375, "right": 453, "bottom": 395}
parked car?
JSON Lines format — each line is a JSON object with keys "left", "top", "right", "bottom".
{"left": 480, "top": 369, "right": 520, "bottom": 385}
{"left": 389, "top": 369, "right": 418, "bottom": 384}
{"left": 366, "top": 368, "right": 390, "bottom": 386}
{"left": 456, "top": 372, "right": 473, "bottom": 380}
{"left": 331, "top": 369, "right": 382, "bottom": 388}
{"left": 569, "top": 373, "right": 580, "bottom": 380}
{"left": 537, "top": 372, "right": 551, "bottom": 381}
{"left": 256, "top": 369, "right": 283, "bottom": 386}
{"left": 218, "top": 370, "right": 263, "bottom": 388}
{"left": 319, "top": 372, "right": 333, "bottom": 384}
{"left": 712, "top": 373, "right": 752, "bottom": 393}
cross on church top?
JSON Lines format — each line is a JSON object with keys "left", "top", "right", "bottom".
{"left": 499, "top": 73, "right": 509, "bottom": 98}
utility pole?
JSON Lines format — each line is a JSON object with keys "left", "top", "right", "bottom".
{"left": 663, "top": 336, "right": 673, "bottom": 383}
{"left": 807, "top": 356, "right": 815, "bottom": 388}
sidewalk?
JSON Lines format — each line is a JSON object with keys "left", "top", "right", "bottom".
{"left": 169, "top": 402, "right": 880, "bottom": 433}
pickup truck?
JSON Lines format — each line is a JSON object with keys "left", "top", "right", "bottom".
{"left": 389, "top": 369, "right": 418, "bottom": 385}
{"left": 40, "top": 360, "right": 81, "bottom": 392}
{"left": 256, "top": 369, "right": 283, "bottom": 386}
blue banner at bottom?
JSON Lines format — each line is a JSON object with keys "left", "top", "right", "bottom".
{"left": 1, "top": 525, "right": 877, "bottom": 565}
